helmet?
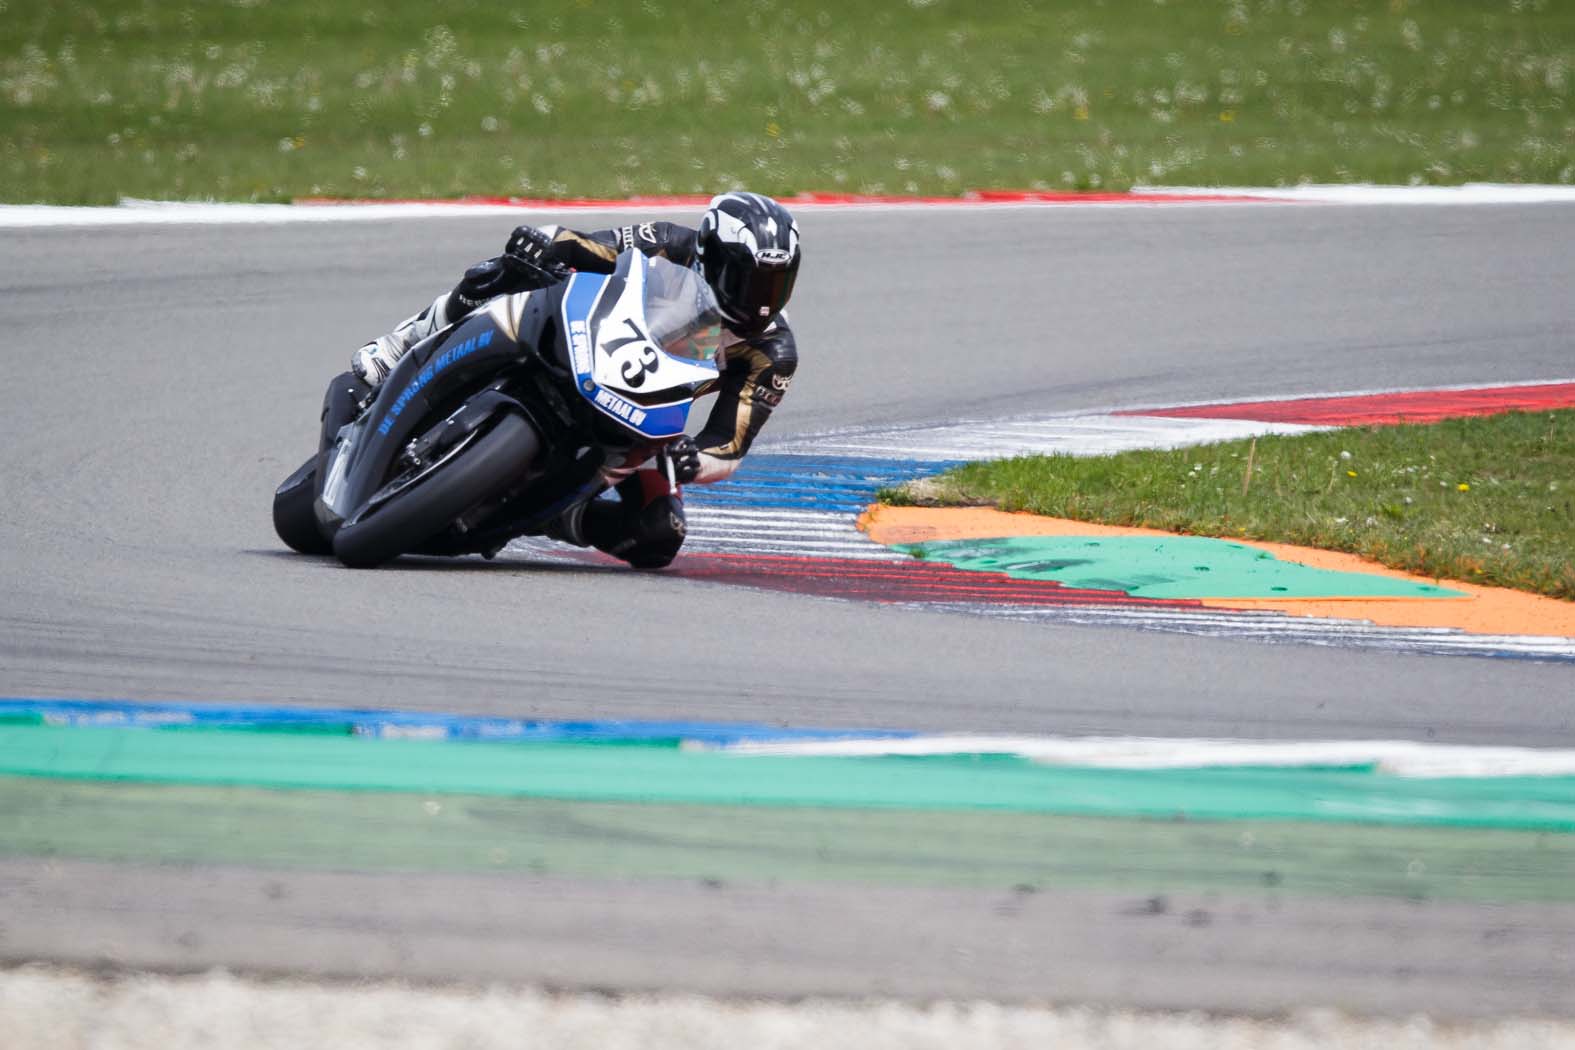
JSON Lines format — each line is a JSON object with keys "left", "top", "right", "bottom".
{"left": 695, "top": 192, "right": 801, "bottom": 334}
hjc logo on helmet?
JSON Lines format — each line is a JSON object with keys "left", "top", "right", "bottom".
{"left": 754, "top": 247, "right": 793, "bottom": 266}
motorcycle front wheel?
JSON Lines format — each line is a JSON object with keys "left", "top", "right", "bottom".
{"left": 331, "top": 413, "right": 539, "bottom": 569}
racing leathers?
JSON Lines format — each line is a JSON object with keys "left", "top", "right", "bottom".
{"left": 352, "top": 221, "right": 798, "bottom": 569}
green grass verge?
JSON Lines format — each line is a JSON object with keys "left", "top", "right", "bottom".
{"left": 8, "top": 777, "right": 1575, "bottom": 903}
{"left": 882, "top": 409, "right": 1575, "bottom": 600}
{"left": 3, "top": 0, "right": 1572, "bottom": 204}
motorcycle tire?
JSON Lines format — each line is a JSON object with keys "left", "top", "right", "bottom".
{"left": 272, "top": 455, "right": 332, "bottom": 555}
{"left": 331, "top": 413, "right": 539, "bottom": 569}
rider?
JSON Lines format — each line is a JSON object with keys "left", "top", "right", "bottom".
{"left": 348, "top": 191, "right": 801, "bottom": 569}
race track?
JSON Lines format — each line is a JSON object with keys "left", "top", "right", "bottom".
{"left": 3, "top": 202, "right": 1574, "bottom": 1014}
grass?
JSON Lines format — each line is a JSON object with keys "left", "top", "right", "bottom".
{"left": 880, "top": 410, "right": 1575, "bottom": 601}
{"left": 2, "top": 0, "right": 1571, "bottom": 204}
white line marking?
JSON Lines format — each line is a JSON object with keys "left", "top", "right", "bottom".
{"left": 4, "top": 185, "right": 1574, "bottom": 227}
{"left": 949, "top": 602, "right": 1575, "bottom": 658}
{"left": 1144, "top": 183, "right": 1575, "bottom": 205}
{"left": 761, "top": 377, "right": 1575, "bottom": 452}
{"left": 0, "top": 198, "right": 1266, "bottom": 227}
{"left": 768, "top": 414, "right": 1321, "bottom": 460}
{"left": 713, "top": 734, "right": 1575, "bottom": 777}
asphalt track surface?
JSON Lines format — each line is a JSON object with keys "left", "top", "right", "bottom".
{"left": 3, "top": 204, "right": 1575, "bottom": 1014}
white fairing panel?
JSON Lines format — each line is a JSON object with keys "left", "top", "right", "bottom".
{"left": 592, "top": 258, "right": 719, "bottom": 398}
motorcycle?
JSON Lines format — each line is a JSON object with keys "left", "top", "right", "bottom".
{"left": 272, "top": 251, "right": 724, "bottom": 568}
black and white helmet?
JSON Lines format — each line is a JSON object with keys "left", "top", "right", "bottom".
{"left": 695, "top": 192, "right": 801, "bottom": 334}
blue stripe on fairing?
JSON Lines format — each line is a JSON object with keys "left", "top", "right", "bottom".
{"left": 684, "top": 454, "right": 964, "bottom": 513}
{"left": 0, "top": 698, "right": 914, "bottom": 744}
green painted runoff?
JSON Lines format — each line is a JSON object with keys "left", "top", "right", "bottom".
{"left": 906, "top": 535, "right": 1465, "bottom": 600}
{"left": 5, "top": 724, "right": 1575, "bottom": 831}
{"left": 6, "top": 777, "right": 1575, "bottom": 904}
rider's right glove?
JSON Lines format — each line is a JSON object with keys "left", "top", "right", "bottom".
{"left": 666, "top": 435, "right": 702, "bottom": 485}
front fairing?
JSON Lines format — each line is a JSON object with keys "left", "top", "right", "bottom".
{"left": 316, "top": 300, "right": 529, "bottom": 527}
{"left": 561, "top": 253, "right": 723, "bottom": 440}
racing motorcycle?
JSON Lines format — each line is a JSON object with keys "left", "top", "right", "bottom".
{"left": 271, "top": 251, "right": 723, "bottom": 567}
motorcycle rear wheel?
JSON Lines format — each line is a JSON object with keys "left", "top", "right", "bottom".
{"left": 331, "top": 413, "right": 539, "bottom": 569}
{"left": 272, "top": 455, "right": 332, "bottom": 555}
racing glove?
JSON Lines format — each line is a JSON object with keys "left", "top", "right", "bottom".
{"left": 666, "top": 435, "right": 702, "bottom": 485}
{"left": 503, "top": 224, "right": 555, "bottom": 270}
{"left": 453, "top": 226, "right": 565, "bottom": 307}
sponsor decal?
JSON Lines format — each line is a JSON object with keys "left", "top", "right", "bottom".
{"left": 755, "top": 247, "right": 792, "bottom": 265}
{"left": 593, "top": 386, "right": 649, "bottom": 427}
{"left": 752, "top": 384, "right": 783, "bottom": 408}
{"left": 620, "top": 223, "right": 662, "bottom": 249}
{"left": 770, "top": 372, "right": 793, "bottom": 392}
{"left": 569, "top": 319, "right": 591, "bottom": 374}
{"left": 378, "top": 330, "right": 494, "bottom": 435}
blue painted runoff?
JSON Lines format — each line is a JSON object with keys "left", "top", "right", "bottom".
{"left": 684, "top": 454, "right": 962, "bottom": 514}
{"left": 0, "top": 697, "right": 912, "bottom": 745}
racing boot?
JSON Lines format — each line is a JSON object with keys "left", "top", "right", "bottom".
{"left": 543, "top": 500, "right": 591, "bottom": 548}
{"left": 544, "top": 473, "right": 687, "bottom": 569}
{"left": 350, "top": 291, "right": 455, "bottom": 388}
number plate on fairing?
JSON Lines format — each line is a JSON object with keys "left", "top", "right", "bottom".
{"left": 560, "top": 254, "right": 720, "bottom": 440}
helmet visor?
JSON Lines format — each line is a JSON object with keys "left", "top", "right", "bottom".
{"left": 716, "top": 257, "right": 798, "bottom": 326}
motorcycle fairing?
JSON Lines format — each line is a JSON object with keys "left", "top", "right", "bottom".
{"left": 316, "top": 310, "right": 528, "bottom": 527}
{"left": 560, "top": 254, "right": 720, "bottom": 440}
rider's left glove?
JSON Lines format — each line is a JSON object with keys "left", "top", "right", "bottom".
{"left": 667, "top": 435, "right": 701, "bottom": 485}
{"left": 454, "top": 226, "right": 565, "bottom": 307}
{"left": 504, "top": 225, "right": 555, "bottom": 270}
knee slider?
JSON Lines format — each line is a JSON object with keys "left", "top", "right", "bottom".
{"left": 622, "top": 495, "right": 687, "bottom": 569}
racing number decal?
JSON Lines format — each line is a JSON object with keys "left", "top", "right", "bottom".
{"left": 621, "top": 345, "right": 660, "bottom": 387}
{"left": 605, "top": 318, "right": 661, "bottom": 389}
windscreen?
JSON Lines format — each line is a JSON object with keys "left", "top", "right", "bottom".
{"left": 643, "top": 258, "right": 725, "bottom": 363}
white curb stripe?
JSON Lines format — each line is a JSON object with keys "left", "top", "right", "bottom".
{"left": 955, "top": 602, "right": 1575, "bottom": 659}
{"left": 1094, "top": 376, "right": 1575, "bottom": 418}
{"left": 768, "top": 415, "right": 1322, "bottom": 460}
{"left": 714, "top": 733, "right": 1575, "bottom": 777}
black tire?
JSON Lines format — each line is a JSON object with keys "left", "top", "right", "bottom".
{"left": 272, "top": 455, "right": 332, "bottom": 555}
{"left": 332, "top": 413, "right": 539, "bottom": 569}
